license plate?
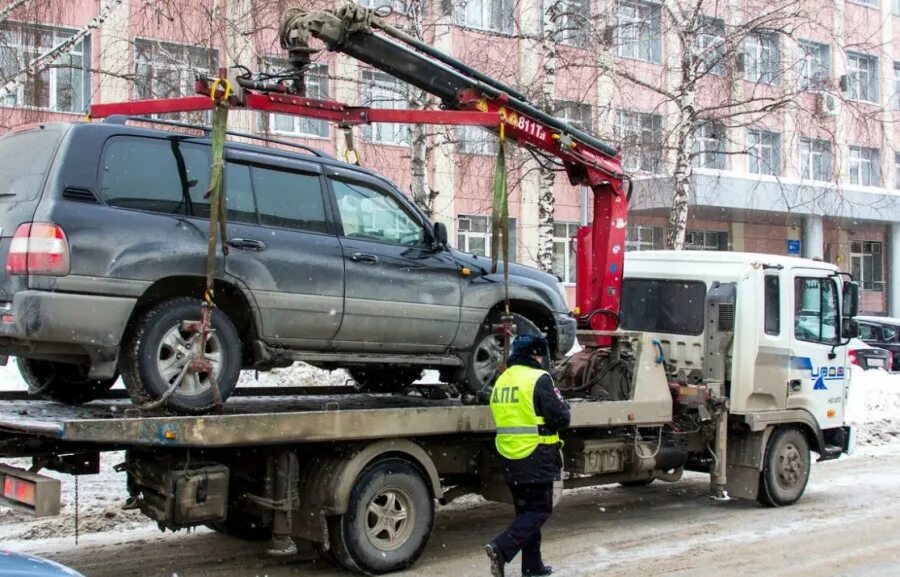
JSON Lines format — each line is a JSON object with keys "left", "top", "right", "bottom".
{"left": 870, "top": 358, "right": 885, "bottom": 367}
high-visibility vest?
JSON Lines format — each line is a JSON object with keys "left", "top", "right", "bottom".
{"left": 489, "top": 364, "right": 561, "bottom": 460}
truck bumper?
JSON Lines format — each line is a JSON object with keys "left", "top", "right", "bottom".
{"left": 554, "top": 312, "right": 576, "bottom": 358}
{"left": 0, "top": 290, "right": 137, "bottom": 378}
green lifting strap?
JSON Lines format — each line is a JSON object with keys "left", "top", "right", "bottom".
{"left": 205, "top": 99, "right": 230, "bottom": 305}
{"left": 490, "top": 127, "right": 508, "bottom": 279}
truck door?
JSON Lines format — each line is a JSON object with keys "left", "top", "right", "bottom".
{"left": 788, "top": 271, "right": 847, "bottom": 429}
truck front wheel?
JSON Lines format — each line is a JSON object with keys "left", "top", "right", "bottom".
{"left": 328, "top": 459, "right": 434, "bottom": 574}
{"left": 757, "top": 427, "right": 810, "bottom": 507}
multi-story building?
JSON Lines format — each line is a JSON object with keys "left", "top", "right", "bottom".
{"left": 0, "top": 0, "right": 897, "bottom": 315}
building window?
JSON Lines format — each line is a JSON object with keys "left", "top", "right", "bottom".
{"left": 849, "top": 0, "right": 878, "bottom": 7}
{"left": 615, "top": 0, "right": 662, "bottom": 64}
{"left": 747, "top": 129, "right": 781, "bottom": 176}
{"left": 555, "top": 100, "right": 592, "bottom": 131}
{"left": 894, "top": 63, "right": 900, "bottom": 110}
{"left": 135, "top": 39, "right": 217, "bottom": 121}
{"left": 744, "top": 32, "right": 780, "bottom": 85}
{"left": 692, "top": 121, "right": 726, "bottom": 170}
{"left": 626, "top": 225, "right": 662, "bottom": 251}
{"left": 457, "top": 215, "right": 517, "bottom": 261}
{"left": 696, "top": 17, "right": 725, "bottom": 75}
{"left": 0, "top": 23, "right": 90, "bottom": 112}
{"left": 851, "top": 241, "right": 884, "bottom": 292}
{"left": 797, "top": 40, "right": 830, "bottom": 91}
{"left": 895, "top": 0, "right": 900, "bottom": 15}
{"left": 846, "top": 52, "right": 879, "bottom": 103}
{"left": 685, "top": 230, "right": 727, "bottom": 251}
{"left": 361, "top": 70, "right": 409, "bottom": 145}
{"left": 548, "top": 0, "right": 591, "bottom": 48}
{"left": 895, "top": 152, "right": 900, "bottom": 188}
{"left": 614, "top": 110, "right": 664, "bottom": 173}
{"left": 799, "top": 138, "right": 832, "bottom": 182}
{"left": 552, "top": 222, "right": 579, "bottom": 284}
{"left": 259, "top": 59, "right": 329, "bottom": 138}
{"left": 849, "top": 145, "right": 880, "bottom": 186}
{"left": 457, "top": 125, "right": 498, "bottom": 155}
{"left": 455, "top": 0, "right": 514, "bottom": 34}
{"left": 359, "top": 0, "right": 408, "bottom": 10}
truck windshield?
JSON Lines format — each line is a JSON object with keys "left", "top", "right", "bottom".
{"left": 619, "top": 278, "right": 706, "bottom": 335}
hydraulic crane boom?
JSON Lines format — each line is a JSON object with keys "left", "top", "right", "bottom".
{"left": 278, "top": 5, "right": 629, "bottom": 338}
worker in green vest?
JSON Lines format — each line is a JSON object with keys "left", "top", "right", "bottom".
{"left": 485, "top": 334, "right": 570, "bottom": 577}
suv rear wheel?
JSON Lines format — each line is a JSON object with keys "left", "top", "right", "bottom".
{"left": 121, "top": 297, "right": 242, "bottom": 414}
{"left": 17, "top": 358, "right": 116, "bottom": 404}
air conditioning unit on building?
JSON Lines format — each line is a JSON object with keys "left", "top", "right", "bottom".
{"left": 817, "top": 92, "right": 840, "bottom": 117}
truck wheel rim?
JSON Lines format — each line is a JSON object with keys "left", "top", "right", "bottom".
{"left": 365, "top": 486, "right": 414, "bottom": 551}
{"left": 473, "top": 334, "right": 504, "bottom": 386}
{"left": 776, "top": 442, "right": 803, "bottom": 488}
{"left": 156, "top": 325, "right": 223, "bottom": 396}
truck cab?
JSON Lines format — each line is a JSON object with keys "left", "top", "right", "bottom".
{"left": 620, "top": 250, "right": 857, "bottom": 457}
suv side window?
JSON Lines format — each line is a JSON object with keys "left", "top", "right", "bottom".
{"left": 330, "top": 178, "right": 425, "bottom": 246}
{"left": 794, "top": 277, "right": 839, "bottom": 344}
{"left": 884, "top": 325, "right": 899, "bottom": 342}
{"left": 858, "top": 322, "right": 880, "bottom": 341}
{"left": 251, "top": 166, "right": 328, "bottom": 233}
{"left": 100, "top": 137, "right": 209, "bottom": 215}
{"left": 223, "top": 163, "right": 258, "bottom": 225}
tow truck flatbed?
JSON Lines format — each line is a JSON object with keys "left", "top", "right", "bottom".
{"left": 0, "top": 392, "right": 669, "bottom": 448}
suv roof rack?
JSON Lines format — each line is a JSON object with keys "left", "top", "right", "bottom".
{"left": 100, "top": 115, "right": 331, "bottom": 159}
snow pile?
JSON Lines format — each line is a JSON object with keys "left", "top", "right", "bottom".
{"left": 236, "top": 363, "right": 351, "bottom": 388}
{"left": 846, "top": 366, "right": 900, "bottom": 446}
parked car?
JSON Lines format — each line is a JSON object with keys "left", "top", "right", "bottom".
{"left": 847, "top": 338, "right": 894, "bottom": 372}
{"left": 0, "top": 120, "right": 574, "bottom": 413}
{"left": 855, "top": 315, "right": 900, "bottom": 371}
{"left": 0, "top": 551, "right": 84, "bottom": 577}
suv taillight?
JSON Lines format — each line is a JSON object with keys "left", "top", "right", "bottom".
{"left": 7, "top": 223, "right": 70, "bottom": 276}
{"left": 848, "top": 350, "right": 860, "bottom": 367}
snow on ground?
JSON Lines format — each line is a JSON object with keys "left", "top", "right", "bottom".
{"left": 846, "top": 365, "right": 900, "bottom": 446}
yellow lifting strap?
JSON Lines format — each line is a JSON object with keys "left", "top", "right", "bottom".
{"left": 204, "top": 79, "right": 231, "bottom": 306}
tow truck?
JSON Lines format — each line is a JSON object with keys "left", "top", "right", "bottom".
{"left": 0, "top": 5, "right": 858, "bottom": 574}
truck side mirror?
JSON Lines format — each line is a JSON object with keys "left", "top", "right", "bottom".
{"left": 842, "top": 318, "right": 859, "bottom": 340}
{"left": 842, "top": 280, "right": 859, "bottom": 318}
{"left": 432, "top": 221, "right": 448, "bottom": 250}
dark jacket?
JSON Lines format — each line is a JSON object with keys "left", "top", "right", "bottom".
{"left": 499, "top": 354, "right": 571, "bottom": 484}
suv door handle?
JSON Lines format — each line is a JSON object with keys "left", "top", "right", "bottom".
{"left": 228, "top": 238, "right": 267, "bottom": 251}
{"left": 350, "top": 253, "right": 381, "bottom": 264}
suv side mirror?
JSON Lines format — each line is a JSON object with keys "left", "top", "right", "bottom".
{"left": 843, "top": 318, "right": 860, "bottom": 340}
{"left": 432, "top": 222, "right": 448, "bottom": 250}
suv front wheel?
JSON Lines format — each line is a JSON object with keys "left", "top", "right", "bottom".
{"left": 462, "top": 312, "right": 542, "bottom": 395}
{"left": 121, "top": 297, "right": 242, "bottom": 414}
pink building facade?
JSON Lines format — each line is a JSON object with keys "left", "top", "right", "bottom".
{"left": 0, "top": 0, "right": 898, "bottom": 314}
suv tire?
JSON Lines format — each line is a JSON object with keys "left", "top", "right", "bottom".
{"left": 17, "top": 358, "right": 116, "bottom": 404}
{"left": 462, "top": 312, "right": 542, "bottom": 395}
{"left": 121, "top": 297, "right": 242, "bottom": 414}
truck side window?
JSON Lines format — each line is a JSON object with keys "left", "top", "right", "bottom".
{"left": 764, "top": 275, "right": 780, "bottom": 336}
{"left": 794, "top": 277, "right": 839, "bottom": 344}
{"left": 619, "top": 279, "right": 706, "bottom": 335}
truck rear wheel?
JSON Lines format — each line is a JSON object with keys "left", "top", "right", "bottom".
{"left": 328, "top": 459, "right": 434, "bottom": 574}
{"left": 121, "top": 297, "right": 242, "bottom": 414}
{"left": 757, "top": 427, "right": 810, "bottom": 507}
{"left": 17, "top": 358, "right": 116, "bottom": 404}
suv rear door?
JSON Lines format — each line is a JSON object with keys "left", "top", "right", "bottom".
{"left": 222, "top": 150, "right": 344, "bottom": 348}
{"left": 326, "top": 169, "right": 461, "bottom": 353}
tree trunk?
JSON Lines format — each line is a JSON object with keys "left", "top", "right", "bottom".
{"left": 535, "top": 2, "right": 558, "bottom": 273}
{"left": 667, "top": 107, "right": 694, "bottom": 250}
{"left": 404, "top": 0, "right": 436, "bottom": 216}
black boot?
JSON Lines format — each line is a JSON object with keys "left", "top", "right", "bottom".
{"left": 523, "top": 566, "right": 553, "bottom": 577}
{"left": 485, "top": 543, "right": 505, "bottom": 577}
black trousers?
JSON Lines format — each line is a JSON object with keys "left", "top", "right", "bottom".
{"left": 491, "top": 482, "right": 554, "bottom": 573}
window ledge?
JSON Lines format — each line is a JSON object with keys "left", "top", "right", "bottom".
{"left": 0, "top": 104, "right": 86, "bottom": 116}
{"left": 363, "top": 139, "right": 410, "bottom": 148}
{"left": 454, "top": 22, "right": 516, "bottom": 37}
{"left": 267, "top": 130, "right": 331, "bottom": 141}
